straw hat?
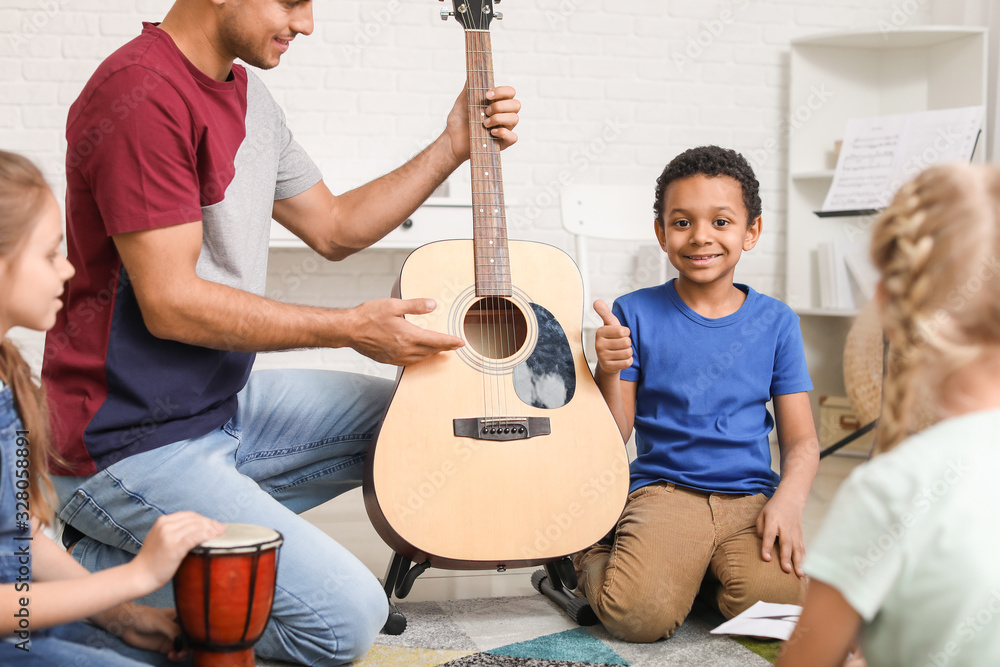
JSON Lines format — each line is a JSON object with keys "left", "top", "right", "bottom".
{"left": 843, "top": 298, "right": 936, "bottom": 437}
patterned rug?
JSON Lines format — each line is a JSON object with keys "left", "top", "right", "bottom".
{"left": 349, "top": 594, "right": 779, "bottom": 666}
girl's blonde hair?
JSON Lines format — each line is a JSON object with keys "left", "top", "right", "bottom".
{"left": 0, "top": 150, "right": 64, "bottom": 525}
{"left": 871, "top": 163, "right": 1000, "bottom": 452}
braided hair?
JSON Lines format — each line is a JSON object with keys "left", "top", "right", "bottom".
{"left": 871, "top": 163, "right": 1000, "bottom": 452}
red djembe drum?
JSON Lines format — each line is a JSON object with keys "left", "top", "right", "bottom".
{"left": 174, "top": 523, "right": 283, "bottom": 667}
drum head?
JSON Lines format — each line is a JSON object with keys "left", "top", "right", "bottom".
{"left": 193, "top": 523, "right": 283, "bottom": 554}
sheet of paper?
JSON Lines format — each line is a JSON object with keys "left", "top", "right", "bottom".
{"left": 709, "top": 600, "right": 802, "bottom": 641}
{"left": 890, "top": 107, "right": 984, "bottom": 188}
{"left": 821, "top": 106, "right": 985, "bottom": 213}
{"left": 823, "top": 114, "right": 907, "bottom": 212}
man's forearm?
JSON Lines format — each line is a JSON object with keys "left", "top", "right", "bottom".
{"left": 324, "top": 133, "right": 461, "bottom": 254}
{"left": 144, "top": 277, "right": 354, "bottom": 353}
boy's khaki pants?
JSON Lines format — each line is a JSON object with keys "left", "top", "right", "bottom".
{"left": 574, "top": 482, "right": 805, "bottom": 642}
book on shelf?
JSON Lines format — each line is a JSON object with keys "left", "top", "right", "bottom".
{"left": 818, "top": 106, "right": 985, "bottom": 217}
{"left": 842, "top": 246, "right": 878, "bottom": 302}
{"left": 817, "top": 240, "right": 876, "bottom": 311}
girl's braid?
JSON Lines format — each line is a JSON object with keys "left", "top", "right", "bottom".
{"left": 871, "top": 164, "right": 1000, "bottom": 452}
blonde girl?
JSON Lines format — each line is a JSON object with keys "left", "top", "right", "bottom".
{"left": 0, "top": 150, "right": 224, "bottom": 666}
{"left": 777, "top": 163, "right": 1000, "bottom": 667}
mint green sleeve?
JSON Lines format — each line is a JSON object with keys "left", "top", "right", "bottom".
{"left": 804, "top": 463, "right": 910, "bottom": 622}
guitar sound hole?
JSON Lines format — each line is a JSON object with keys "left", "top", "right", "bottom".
{"left": 463, "top": 297, "right": 528, "bottom": 360}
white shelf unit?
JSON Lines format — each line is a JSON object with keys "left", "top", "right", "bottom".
{"left": 786, "top": 26, "right": 989, "bottom": 316}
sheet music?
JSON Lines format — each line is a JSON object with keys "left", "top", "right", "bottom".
{"left": 822, "top": 106, "right": 985, "bottom": 213}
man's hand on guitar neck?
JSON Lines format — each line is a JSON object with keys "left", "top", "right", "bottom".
{"left": 445, "top": 83, "right": 521, "bottom": 163}
{"left": 346, "top": 297, "right": 465, "bottom": 366}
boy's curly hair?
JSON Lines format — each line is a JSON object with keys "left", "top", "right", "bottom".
{"left": 653, "top": 146, "right": 761, "bottom": 226}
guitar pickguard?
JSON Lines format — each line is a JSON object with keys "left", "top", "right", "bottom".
{"left": 512, "top": 303, "right": 576, "bottom": 409}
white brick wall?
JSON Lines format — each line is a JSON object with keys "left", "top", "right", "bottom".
{"left": 1, "top": 0, "right": 934, "bottom": 377}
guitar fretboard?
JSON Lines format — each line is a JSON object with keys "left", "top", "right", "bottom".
{"left": 465, "top": 30, "right": 510, "bottom": 297}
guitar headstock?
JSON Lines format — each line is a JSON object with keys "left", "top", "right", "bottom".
{"left": 440, "top": 0, "right": 501, "bottom": 31}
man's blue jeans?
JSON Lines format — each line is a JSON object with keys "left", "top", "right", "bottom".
{"left": 52, "top": 369, "right": 394, "bottom": 666}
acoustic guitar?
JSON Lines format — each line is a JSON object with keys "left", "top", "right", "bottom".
{"left": 363, "top": 0, "right": 629, "bottom": 571}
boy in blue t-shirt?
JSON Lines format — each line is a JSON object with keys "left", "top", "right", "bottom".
{"left": 575, "top": 146, "right": 819, "bottom": 642}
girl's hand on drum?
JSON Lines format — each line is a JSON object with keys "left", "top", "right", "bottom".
{"left": 131, "top": 512, "right": 226, "bottom": 593}
{"left": 102, "top": 602, "right": 188, "bottom": 658}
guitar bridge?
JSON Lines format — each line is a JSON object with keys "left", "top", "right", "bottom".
{"left": 453, "top": 417, "right": 551, "bottom": 441}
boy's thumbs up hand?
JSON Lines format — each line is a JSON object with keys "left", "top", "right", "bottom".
{"left": 593, "top": 300, "right": 633, "bottom": 374}
{"left": 594, "top": 299, "right": 620, "bottom": 327}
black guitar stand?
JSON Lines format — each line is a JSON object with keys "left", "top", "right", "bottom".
{"left": 379, "top": 551, "right": 599, "bottom": 634}
{"left": 530, "top": 557, "right": 598, "bottom": 626}
{"left": 818, "top": 335, "right": 886, "bottom": 460}
{"left": 819, "top": 418, "right": 878, "bottom": 459}
{"left": 380, "top": 552, "right": 430, "bottom": 635}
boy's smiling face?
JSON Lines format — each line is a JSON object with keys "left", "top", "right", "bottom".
{"left": 655, "top": 173, "right": 762, "bottom": 289}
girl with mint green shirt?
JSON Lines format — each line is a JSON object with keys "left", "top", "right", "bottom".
{"left": 778, "top": 165, "right": 1000, "bottom": 666}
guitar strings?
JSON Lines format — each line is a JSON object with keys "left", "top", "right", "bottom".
{"left": 461, "top": 9, "right": 495, "bottom": 427}
{"left": 464, "top": 6, "right": 514, "bottom": 431}
{"left": 484, "top": 27, "right": 512, "bottom": 432}
{"left": 478, "top": 26, "right": 502, "bottom": 428}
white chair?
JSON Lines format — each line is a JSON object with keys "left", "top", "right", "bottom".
{"left": 560, "top": 184, "right": 671, "bottom": 319}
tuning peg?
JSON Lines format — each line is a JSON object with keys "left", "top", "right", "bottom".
{"left": 495, "top": 11, "right": 503, "bottom": 19}
{"left": 440, "top": 7, "right": 454, "bottom": 20}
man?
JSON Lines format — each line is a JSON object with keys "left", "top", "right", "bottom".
{"left": 42, "top": 1, "right": 520, "bottom": 664}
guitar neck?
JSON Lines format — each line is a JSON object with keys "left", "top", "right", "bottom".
{"left": 465, "top": 29, "right": 510, "bottom": 298}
